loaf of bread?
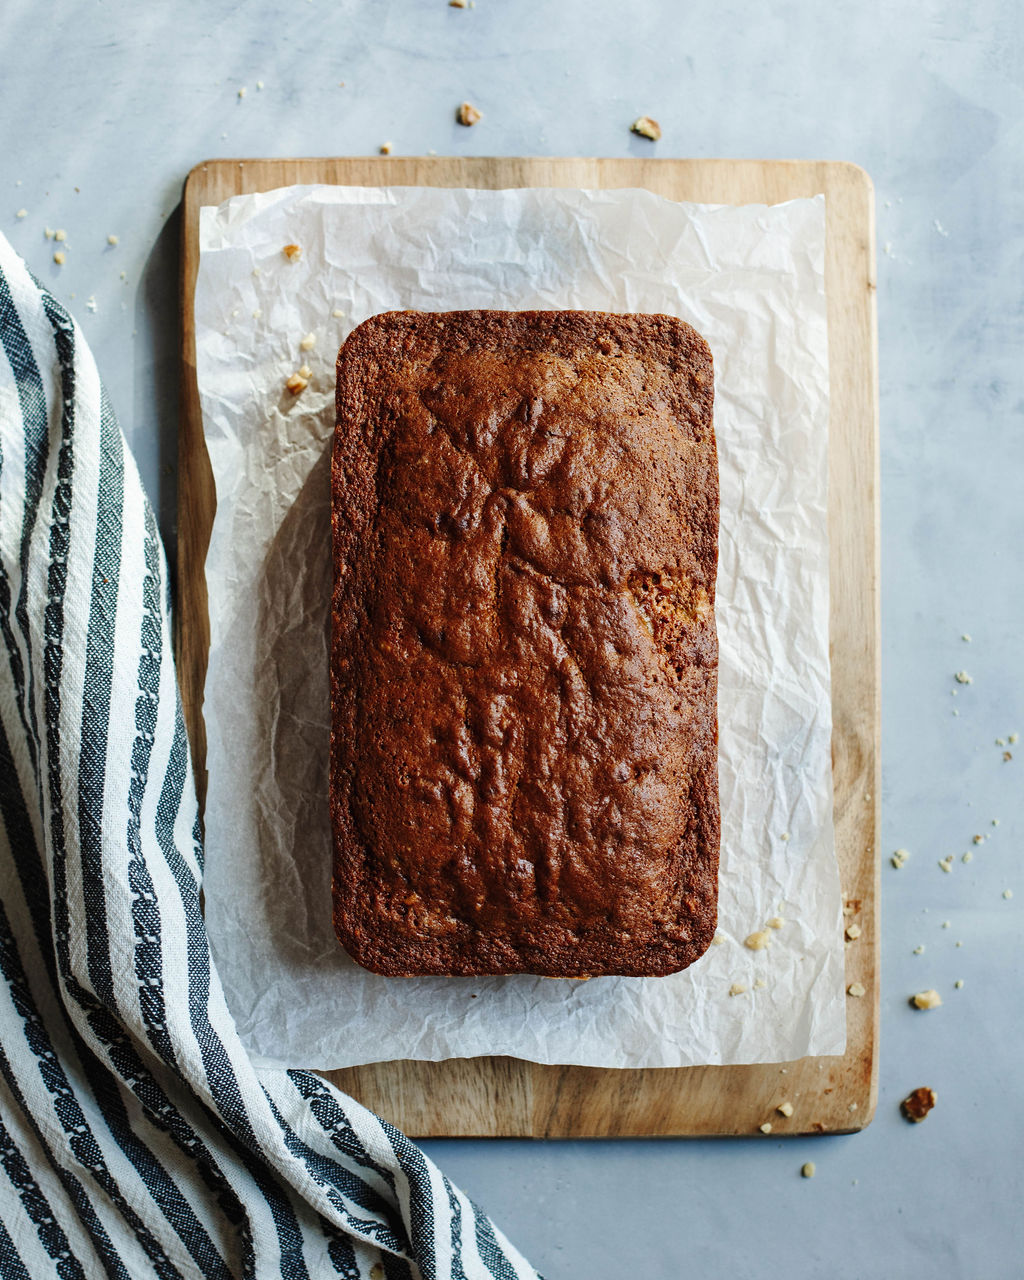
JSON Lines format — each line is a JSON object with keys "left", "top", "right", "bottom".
{"left": 331, "top": 310, "right": 719, "bottom": 977}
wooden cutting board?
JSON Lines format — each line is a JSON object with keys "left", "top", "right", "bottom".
{"left": 178, "top": 156, "right": 879, "bottom": 1138}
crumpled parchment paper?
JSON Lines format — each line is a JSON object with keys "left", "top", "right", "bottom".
{"left": 194, "top": 184, "right": 844, "bottom": 1070}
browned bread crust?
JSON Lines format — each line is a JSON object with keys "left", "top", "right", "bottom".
{"left": 331, "top": 310, "right": 718, "bottom": 977}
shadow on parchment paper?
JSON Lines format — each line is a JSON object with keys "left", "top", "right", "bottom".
{"left": 251, "top": 436, "right": 357, "bottom": 976}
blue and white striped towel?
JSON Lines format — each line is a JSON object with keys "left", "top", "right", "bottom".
{"left": 0, "top": 231, "right": 541, "bottom": 1280}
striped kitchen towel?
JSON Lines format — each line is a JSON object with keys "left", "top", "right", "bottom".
{"left": 0, "top": 231, "right": 541, "bottom": 1280}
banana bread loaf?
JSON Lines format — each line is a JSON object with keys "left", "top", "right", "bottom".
{"left": 331, "top": 309, "right": 719, "bottom": 977}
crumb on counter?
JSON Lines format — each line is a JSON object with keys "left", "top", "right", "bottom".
{"left": 728, "top": 982, "right": 747, "bottom": 997}
{"left": 44, "top": 227, "right": 55, "bottom": 239}
{"left": 954, "top": 670, "right": 972, "bottom": 684}
{"left": 456, "top": 101, "right": 482, "bottom": 126}
{"left": 938, "top": 855, "right": 954, "bottom": 873}
{"left": 973, "top": 834, "right": 984, "bottom": 844}
{"left": 1003, "top": 889, "right": 1013, "bottom": 900}
{"left": 744, "top": 930, "right": 771, "bottom": 951}
{"left": 256, "top": 80, "right": 265, "bottom": 90}
{"left": 801, "top": 1162, "right": 816, "bottom": 1179}
{"left": 962, "top": 852, "right": 973, "bottom": 863}
{"left": 942, "top": 920, "right": 950, "bottom": 928}
{"left": 86, "top": 296, "right": 96, "bottom": 312}
{"left": 847, "top": 982, "right": 866, "bottom": 998}
{"left": 961, "top": 632, "right": 971, "bottom": 641}
{"left": 780, "top": 831, "right": 791, "bottom": 841}
{"left": 379, "top": 141, "right": 394, "bottom": 155}
{"left": 54, "top": 229, "right": 67, "bottom": 242}
{"left": 891, "top": 848, "right": 910, "bottom": 868}
{"left": 1003, "top": 751, "right": 1013, "bottom": 762}
{"left": 1010, "top": 733, "right": 1020, "bottom": 745}
{"left": 15, "top": 208, "right": 27, "bottom": 219}
{"left": 237, "top": 87, "right": 246, "bottom": 99}
{"left": 901, "top": 1087, "right": 936, "bottom": 1123}
{"left": 777, "top": 1101, "right": 794, "bottom": 1117}
{"left": 913, "top": 945, "right": 924, "bottom": 955}
{"left": 450, "top": 0, "right": 468, "bottom": 7}
{"left": 631, "top": 115, "right": 662, "bottom": 141}
{"left": 107, "top": 234, "right": 119, "bottom": 246}
{"left": 285, "top": 372, "right": 309, "bottom": 395}
{"left": 282, "top": 244, "right": 302, "bottom": 261}
{"left": 955, "top": 979, "right": 964, "bottom": 989}
{"left": 53, "top": 251, "right": 65, "bottom": 265}
{"left": 912, "top": 989, "right": 942, "bottom": 1010}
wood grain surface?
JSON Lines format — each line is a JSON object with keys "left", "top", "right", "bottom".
{"left": 178, "top": 156, "right": 879, "bottom": 1138}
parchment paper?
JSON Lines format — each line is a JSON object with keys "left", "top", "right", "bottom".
{"left": 195, "top": 184, "right": 844, "bottom": 1070}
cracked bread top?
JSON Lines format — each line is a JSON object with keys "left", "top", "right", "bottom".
{"left": 331, "top": 309, "right": 719, "bottom": 977}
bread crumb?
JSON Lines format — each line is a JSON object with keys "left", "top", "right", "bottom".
{"left": 962, "top": 852, "right": 973, "bottom": 863}
{"left": 938, "top": 855, "right": 954, "bottom": 873}
{"left": 53, "top": 251, "right": 65, "bottom": 265}
{"left": 450, "top": 0, "right": 468, "bottom": 6}
{"left": 849, "top": 1102, "right": 858, "bottom": 1111}
{"left": 54, "top": 228, "right": 67, "bottom": 242}
{"left": 285, "top": 372, "right": 309, "bottom": 395}
{"left": 252, "top": 309, "right": 262, "bottom": 319}
{"left": 801, "top": 1162, "right": 816, "bottom": 1178}
{"left": 845, "top": 922, "right": 862, "bottom": 941}
{"left": 86, "top": 296, "right": 97, "bottom": 312}
{"left": 44, "top": 227, "right": 55, "bottom": 239}
{"left": 299, "top": 332, "right": 317, "bottom": 351}
{"left": 996, "top": 738, "right": 1006, "bottom": 747}
{"left": 1010, "top": 733, "right": 1020, "bottom": 745}
{"left": 237, "top": 87, "right": 247, "bottom": 99}
{"left": 941, "top": 920, "right": 950, "bottom": 928}
{"left": 729, "top": 982, "right": 747, "bottom": 996}
{"left": 379, "top": 141, "right": 393, "bottom": 155}
{"left": 282, "top": 244, "right": 302, "bottom": 261}
{"left": 954, "top": 979, "right": 964, "bottom": 989}
{"left": 767, "top": 916, "right": 785, "bottom": 930}
{"left": 901, "top": 1086, "right": 936, "bottom": 1123}
{"left": 912, "top": 945, "right": 924, "bottom": 955}
{"left": 256, "top": 80, "right": 265, "bottom": 90}
{"left": 456, "top": 101, "right": 482, "bottom": 126}
{"left": 298, "top": 363, "right": 312, "bottom": 379}
{"left": 973, "top": 834, "right": 984, "bottom": 844}
{"left": 955, "top": 940, "right": 963, "bottom": 948}
{"left": 332, "top": 308, "right": 346, "bottom": 318}
{"left": 754, "top": 978, "right": 767, "bottom": 990}
{"left": 711, "top": 932, "right": 725, "bottom": 946}
{"left": 15, "top": 208, "right": 27, "bottom": 218}
{"left": 954, "top": 670, "right": 972, "bottom": 684}
{"left": 992, "top": 818, "right": 1000, "bottom": 826}
{"left": 1003, "top": 888, "right": 1013, "bottom": 900}
{"left": 1003, "top": 751, "right": 1013, "bottom": 762}
{"left": 777, "top": 1101, "right": 794, "bottom": 1117}
{"left": 780, "top": 831, "right": 791, "bottom": 841}
{"left": 847, "top": 982, "right": 866, "bottom": 998}
{"left": 891, "top": 848, "right": 910, "bottom": 868}
{"left": 744, "top": 930, "right": 771, "bottom": 951}
{"left": 631, "top": 115, "right": 662, "bottom": 141}
{"left": 912, "top": 989, "right": 942, "bottom": 1010}
{"left": 759, "top": 1121, "right": 773, "bottom": 1133}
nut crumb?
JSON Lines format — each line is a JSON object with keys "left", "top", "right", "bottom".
{"left": 379, "top": 141, "right": 393, "bottom": 155}
{"left": 1003, "top": 751, "right": 1013, "bottom": 762}
{"left": 54, "top": 228, "right": 67, "bottom": 242}
{"left": 456, "top": 101, "right": 482, "bottom": 126}
{"left": 449, "top": 0, "right": 468, "bottom": 6}
{"left": 901, "top": 1086, "right": 936, "bottom": 1123}
{"left": 801, "top": 1162, "right": 816, "bottom": 1179}
{"left": 938, "top": 855, "right": 954, "bottom": 873}
{"left": 777, "top": 1101, "right": 794, "bottom": 1117}
{"left": 767, "top": 916, "right": 784, "bottom": 930}
{"left": 744, "top": 930, "right": 771, "bottom": 951}
{"left": 631, "top": 115, "right": 662, "bottom": 141}
{"left": 285, "top": 372, "right": 308, "bottom": 395}
{"left": 912, "top": 988, "right": 942, "bottom": 1010}
{"left": 282, "top": 244, "right": 302, "bottom": 261}
{"left": 891, "top": 848, "right": 910, "bottom": 868}
{"left": 53, "top": 251, "right": 65, "bottom": 265}
{"left": 954, "top": 979, "right": 964, "bottom": 989}
{"left": 847, "top": 982, "right": 866, "bottom": 998}
{"left": 954, "top": 670, "right": 972, "bottom": 684}
{"left": 729, "top": 982, "right": 747, "bottom": 996}
{"left": 299, "top": 332, "right": 317, "bottom": 351}
{"left": 845, "top": 922, "right": 862, "bottom": 941}
{"left": 759, "top": 1121, "right": 773, "bottom": 1133}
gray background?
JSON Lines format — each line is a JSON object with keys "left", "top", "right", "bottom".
{"left": 4, "top": 1, "right": 1022, "bottom": 1276}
